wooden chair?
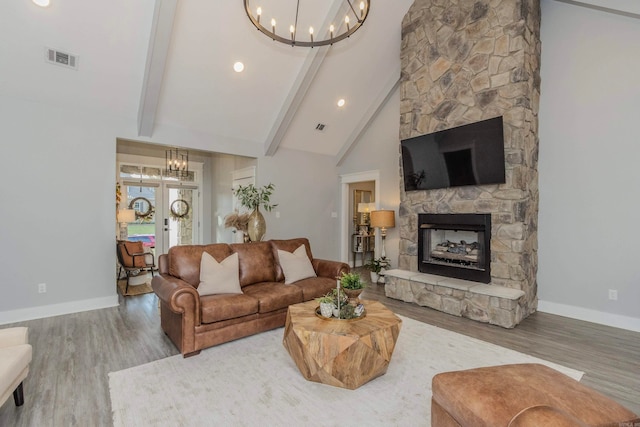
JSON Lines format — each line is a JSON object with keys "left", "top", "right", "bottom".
{"left": 116, "top": 240, "right": 156, "bottom": 294}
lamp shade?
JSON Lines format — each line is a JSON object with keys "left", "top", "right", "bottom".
{"left": 370, "top": 210, "right": 395, "bottom": 229}
{"left": 117, "top": 209, "right": 136, "bottom": 224}
{"left": 357, "top": 203, "right": 371, "bottom": 213}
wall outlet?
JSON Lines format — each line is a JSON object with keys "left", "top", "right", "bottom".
{"left": 38, "top": 283, "right": 47, "bottom": 293}
{"left": 275, "top": 211, "right": 280, "bottom": 218}
{"left": 608, "top": 289, "right": 618, "bottom": 300}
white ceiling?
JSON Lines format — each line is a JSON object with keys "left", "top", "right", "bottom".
{"left": 1, "top": 0, "right": 413, "bottom": 163}
{"left": 2, "top": 0, "right": 637, "bottom": 163}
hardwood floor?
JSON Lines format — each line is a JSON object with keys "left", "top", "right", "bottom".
{"left": 1, "top": 280, "right": 638, "bottom": 426}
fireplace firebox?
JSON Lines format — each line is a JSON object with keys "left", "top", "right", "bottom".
{"left": 418, "top": 213, "right": 491, "bottom": 283}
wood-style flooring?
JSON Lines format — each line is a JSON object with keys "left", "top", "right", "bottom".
{"left": 1, "top": 278, "right": 638, "bottom": 426}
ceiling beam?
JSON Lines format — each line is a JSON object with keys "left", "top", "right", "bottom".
{"left": 335, "top": 66, "right": 400, "bottom": 166}
{"left": 137, "top": 0, "right": 179, "bottom": 137}
{"left": 263, "top": 0, "right": 348, "bottom": 157}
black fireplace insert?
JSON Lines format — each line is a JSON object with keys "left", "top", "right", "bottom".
{"left": 418, "top": 213, "right": 491, "bottom": 283}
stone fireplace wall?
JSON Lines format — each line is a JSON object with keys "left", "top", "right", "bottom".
{"left": 398, "top": 0, "right": 541, "bottom": 317}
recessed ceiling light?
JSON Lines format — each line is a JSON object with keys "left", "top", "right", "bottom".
{"left": 337, "top": 99, "right": 346, "bottom": 107}
{"left": 32, "top": 0, "right": 50, "bottom": 7}
{"left": 233, "top": 62, "right": 244, "bottom": 73}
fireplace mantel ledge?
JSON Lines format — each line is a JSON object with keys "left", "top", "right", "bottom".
{"left": 384, "top": 269, "right": 526, "bottom": 328}
{"left": 384, "top": 269, "right": 524, "bottom": 300}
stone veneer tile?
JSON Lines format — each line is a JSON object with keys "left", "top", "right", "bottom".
{"left": 472, "top": 284, "right": 524, "bottom": 300}
{"left": 384, "top": 269, "right": 421, "bottom": 280}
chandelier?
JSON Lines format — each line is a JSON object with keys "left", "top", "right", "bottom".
{"left": 165, "top": 148, "right": 189, "bottom": 178}
{"left": 244, "top": 0, "right": 370, "bottom": 48}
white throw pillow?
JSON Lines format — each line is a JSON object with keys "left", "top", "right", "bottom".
{"left": 198, "top": 252, "right": 242, "bottom": 296}
{"left": 278, "top": 245, "right": 317, "bottom": 285}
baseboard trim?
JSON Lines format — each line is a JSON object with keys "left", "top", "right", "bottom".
{"left": 538, "top": 300, "right": 640, "bottom": 333}
{"left": 0, "top": 295, "right": 119, "bottom": 326}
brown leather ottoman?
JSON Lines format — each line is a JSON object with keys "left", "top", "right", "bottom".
{"left": 431, "top": 363, "right": 639, "bottom": 426}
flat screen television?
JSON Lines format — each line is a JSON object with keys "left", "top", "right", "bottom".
{"left": 401, "top": 116, "right": 506, "bottom": 191}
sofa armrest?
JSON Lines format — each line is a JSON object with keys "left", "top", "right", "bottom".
{"left": 0, "top": 327, "right": 28, "bottom": 349}
{"left": 151, "top": 274, "right": 201, "bottom": 326}
{"left": 312, "top": 258, "right": 350, "bottom": 279}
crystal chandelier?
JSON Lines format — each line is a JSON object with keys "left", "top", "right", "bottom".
{"left": 244, "top": 0, "right": 371, "bottom": 48}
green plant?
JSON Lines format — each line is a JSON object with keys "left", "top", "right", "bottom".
{"left": 329, "top": 288, "right": 349, "bottom": 306}
{"left": 364, "top": 257, "right": 390, "bottom": 273}
{"left": 340, "top": 272, "right": 365, "bottom": 290}
{"left": 316, "top": 294, "right": 334, "bottom": 304}
{"left": 233, "top": 183, "right": 278, "bottom": 212}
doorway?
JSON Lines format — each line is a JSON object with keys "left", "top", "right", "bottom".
{"left": 339, "top": 170, "right": 380, "bottom": 265}
{"left": 119, "top": 160, "right": 202, "bottom": 257}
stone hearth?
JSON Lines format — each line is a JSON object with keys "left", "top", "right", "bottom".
{"left": 392, "top": 0, "right": 541, "bottom": 327}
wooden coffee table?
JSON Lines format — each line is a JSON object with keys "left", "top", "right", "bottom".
{"left": 282, "top": 299, "right": 402, "bottom": 390}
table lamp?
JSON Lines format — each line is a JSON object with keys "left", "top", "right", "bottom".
{"left": 117, "top": 209, "right": 136, "bottom": 240}
{"left": 370, "top": 210, "right": 395, "bottom": 259}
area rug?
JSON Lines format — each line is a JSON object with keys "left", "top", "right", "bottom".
{"left": 109, "top": 316, "right": 583, "bottom": 426}
{"left": 116, "top": 279, "right": 153, "bottom": 296}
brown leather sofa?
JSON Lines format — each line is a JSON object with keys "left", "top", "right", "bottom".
{"left": 431, "top": 363, "right": 639, "bottom": 426}
{"left": 152, "top": 238, "right": 349, "bottom": 357}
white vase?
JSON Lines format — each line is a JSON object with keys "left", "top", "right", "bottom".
{"left": 319, "top": 303, "right": 333, "bottom": 318}
{"left": 370, "top": 272, "right": 379, "bottom": 283}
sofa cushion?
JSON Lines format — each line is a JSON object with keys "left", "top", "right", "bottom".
{"left": 200, "top": 293, "right": 259, "bottom": 324}
{"left": 198, "top": 252, "right": 242, "bottom": 296}
{"left": 242, "top": 282, "right": 303, "bottom": 313}
{"left": 270, "top": 238, "right": 314, "bottom": 282}
{"left": 290, "top": 276, "right": 337, "bottom": 301}
{"left": 277, "top": 245, "right": 317, "bottom": 284}
{"left": 230, "top": 242, "right": 277, "bottom": 287}
{"left": 168, "top": 244, "right": 234, "bottom": 287}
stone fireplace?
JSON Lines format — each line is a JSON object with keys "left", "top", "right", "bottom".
{"left": 385, "top": 0, "right": 541, "bottom": 328}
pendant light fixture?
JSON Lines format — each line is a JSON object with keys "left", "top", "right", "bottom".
{"left": 244, "top": 0, "right": 370, "bottom": 48}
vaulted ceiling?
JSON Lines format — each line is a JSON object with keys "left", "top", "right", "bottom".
{"left": 3, "top": 0, "right": 637, "bottom": 164}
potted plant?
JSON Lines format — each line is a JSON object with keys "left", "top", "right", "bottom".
{"left": 340, "top": 271, "right": 365, "bottom": 300}
{"left": 364, "top": 257, "right": 391, "bottom": 283}
{"left": 232, "top": 183, "right": 277, "bottom": 242}
{"left": 316, "top": 294, "right": 334, "bottom": 318}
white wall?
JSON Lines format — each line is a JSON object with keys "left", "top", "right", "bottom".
{"left": 255, "top": 148, "right": 341, "bottom": 260}
{"left": 338, "top": 88, "right": 402, "bottom": 268}
{"left": 0, "top": 97, "right": 127, "bottom": 321}
{"left": 0, "top": 101, "right": 341, "bottom": 324}
{"left": 538, "top": 0, "right": 640, "bottom": 330}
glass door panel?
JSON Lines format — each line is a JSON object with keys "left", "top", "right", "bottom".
{"left": 164, "top": 186, "right": 199, "bottom": 252}
{"left": 125, "top": 184, "right": 158, "bottom": 256}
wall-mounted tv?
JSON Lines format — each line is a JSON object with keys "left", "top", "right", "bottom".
{"left": 401, "top": 116, "right": 506, "bottom": 192}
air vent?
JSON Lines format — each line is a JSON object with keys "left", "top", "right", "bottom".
{"left": 315, "top": 123, "right": 326, "bottom": 131}
{"left": 45, "top": 47, "right": 79, "bottom": 70}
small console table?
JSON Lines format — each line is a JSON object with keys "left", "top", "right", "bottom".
{"left": 351, "top": 233, "right": 374, "bottom": 267}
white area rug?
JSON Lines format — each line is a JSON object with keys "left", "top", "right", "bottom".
{"left": 109, "top": 316, "right": 583, "bottom": 427}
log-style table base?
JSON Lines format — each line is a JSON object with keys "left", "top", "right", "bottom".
{"left": 282, "top": 299, "right": 402, "bottom": 390}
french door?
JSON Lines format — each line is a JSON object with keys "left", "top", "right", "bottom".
{"left": 163, "top": 184, "right": 199, "bottom": 253}
{"left": 121, "top": 158, "right": 201, "bottom": 258}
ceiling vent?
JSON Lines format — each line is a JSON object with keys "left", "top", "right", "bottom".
{"left": 315, "top": 123, "right": 326, "bottom": 131}
{"left": 45, "top": 47, "right": 79, "bottom": 70}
